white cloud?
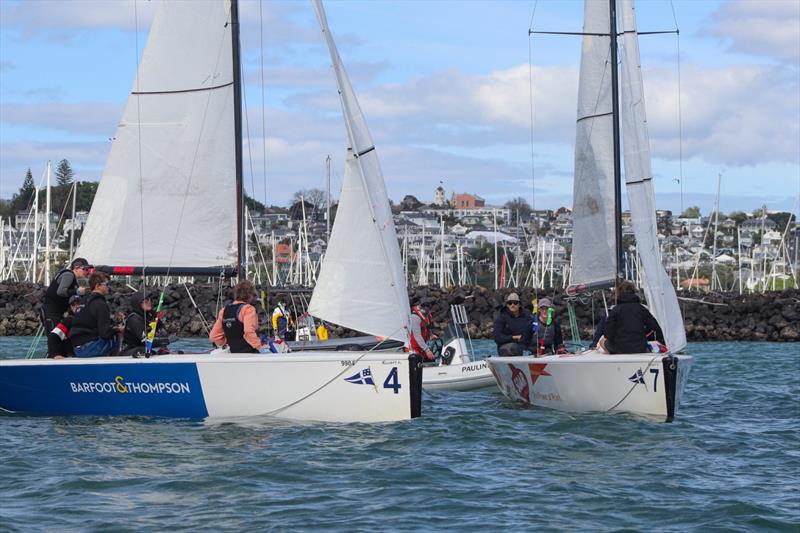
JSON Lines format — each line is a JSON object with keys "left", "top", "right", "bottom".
{"left": 0, "top": 102, "right": 122, "bottom": 136}
{"left": 708, "top": 0, "right": 800, "bottom": 63}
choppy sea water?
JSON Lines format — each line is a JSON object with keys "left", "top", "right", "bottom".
{"left": 0, "top": 338, "right": 797, "bottom": 532}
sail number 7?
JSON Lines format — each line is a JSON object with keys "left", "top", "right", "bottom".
{"left": 649, "top": 368, "right": 659, "bottom": 392}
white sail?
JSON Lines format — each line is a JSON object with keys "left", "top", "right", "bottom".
{"left": 619, "top": 0, "right": 687, "bottom": 352}
{"left": 77, "top": 0, "right": 237, "bottom": 269}
{"left": 570, "top": 0, "right": 618, "bottom": 288}
{"left": 308, "top": 0, "right": 410, "bottom": 342}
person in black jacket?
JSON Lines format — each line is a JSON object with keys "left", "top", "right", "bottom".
{"left": 600, "top": 281, "right": 665, "bottom": 354}
{"left": 70, "top": 272, "right": 123, "bottom": 357}
{"left": 493, "top": 292, "right": 533, "bottom": 356}
{"left": 42, "top": 257, "right": 90, "bottom": 330}
{"left": 47, "top": 295, "right": 82, "bottom": 358}
{"left": 119, "top": 291, "right": 170, "bottom": 356}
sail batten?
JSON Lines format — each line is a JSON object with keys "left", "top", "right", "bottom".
{"left": 76, "top": 1, "right": 237, "bottom": 269}
{"left": 308, "top": 0, "right": 410, "bottom": 342}
{"left": 619, "top": 0, "right": 687, "bottom": 352}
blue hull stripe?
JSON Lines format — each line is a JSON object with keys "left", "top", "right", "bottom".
{"left": 0, "top": 363, "right": 209, "bottom": 418}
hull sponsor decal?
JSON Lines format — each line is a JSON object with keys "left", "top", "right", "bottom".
{"left": 0, "top": 363, "right": 208, "bottom": 417}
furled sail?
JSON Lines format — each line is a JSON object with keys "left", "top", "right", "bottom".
{"left": 308, "top": 0, "right": 410, "bottom": 342}
{"left": 569, "top": 0, "right": 618, "bottom": 289}
{"left": 619, "top": 0, "right": 687, "bottom": 352}
{"left": 77, "top": 0, "right": 237, "bottom": 270}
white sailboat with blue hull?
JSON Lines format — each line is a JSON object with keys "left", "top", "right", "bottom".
{"left": 0, "top": 0, "right": 422, "bottom": 423}
{"left": 488, "top": 0, "right": 692, "bottom": 421}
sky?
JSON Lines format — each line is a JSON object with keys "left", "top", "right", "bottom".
{"left": 0, "top": 0, "right": 798, "bottom": 216}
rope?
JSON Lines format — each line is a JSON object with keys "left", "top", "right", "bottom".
{"left": 260, "top": 325, "right": 409, "bottom": 417}
{"left": 183, "top": 282, "right": 211, "bottom": 334}
{"left": 25, "top": 325, "right": 45, "bottom": 359}
{"left": 566, "top": 298, "right": 581, "bottom": 346}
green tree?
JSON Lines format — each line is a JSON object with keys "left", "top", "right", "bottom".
{"left": 244, "top": 193, "right": 267, "bottom": 214}
{"left": 767, "top": 211, "right": 794, "bottom": 233}
{"left": 680, "top": 206, "right": 701, "bottom": 218}
{"left": 75, "top": 181, "right": 99, "bottom": 212}
{"left": 11, "top": 168, "right": 36, "bottom": 217}
{"left": 55, "top": 159, "right": 74, "bottom": 187}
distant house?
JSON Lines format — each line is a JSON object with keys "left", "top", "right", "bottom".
{"left": 451, "top": 193, "right": 485, "bottom": 209}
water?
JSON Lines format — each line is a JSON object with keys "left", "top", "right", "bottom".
{"left": 1, "top": 339, "right": 797, "bottom": 532}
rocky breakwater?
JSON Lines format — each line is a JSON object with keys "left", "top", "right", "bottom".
{"left": 0, "top": 282, "right": 797, "bottom": 342}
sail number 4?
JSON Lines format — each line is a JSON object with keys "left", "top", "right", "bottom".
{"left": 383, "top": 367, "right": 401, "bottom": 394}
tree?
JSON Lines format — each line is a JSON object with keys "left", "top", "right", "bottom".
{"left": 55, "top": 159, "right": 74, "bottom": 187}
{"left": 728, "top": 211, "right": 748, "bottom": 224}
{"left": 75, "top": 181, "right": 99, "bottom": 212}
{"left": 289, "top": 199, "right": 315, "bottom": 220}
{"left": 291, "top": 188, "right": 326, "bottom": 210}
{"left": 504, "top": 197, "right": 532, "bottom": 223}
{"left": 680, "top": 206, "right": 701, "bottom": 218}
{"left": 400, "top": 195, "right": 422, "bottom": 211}
{"left": 244, "top": 193, "right": 267, "bottom": 214}
{"left": 767, "top": 211, "right": 794, "bottom": 233}
{"left": 53, "top": 159, "right": 75, "bottom": 215}
{"left": 10, "top": 168, "right": 36, "bottom": 217}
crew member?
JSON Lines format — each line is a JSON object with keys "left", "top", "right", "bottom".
{"left": 210, "top": 280, "right": 260, "bottom": 353}
{"left": 409, "top": 304, "right": 437, "bottom": 361}
{"left": 599, "top": 281, "right": 665, "bottom": 354}
{"left": 120, "top": 291, "right": 170, "bottom": 356}
{"left": 493, "top": 292, "right": 533, "bottom": 356}
{"left": 532, "top": 297, "right": 567, "bottom": 355}
{"left": 47, "top": 295, "right": 82, "bottom": 358}
{"left": 42, "top": 257, "right": 90, "bottom": 330}
{"left": 70, "top": 272, "right": 123, "bottom": 357}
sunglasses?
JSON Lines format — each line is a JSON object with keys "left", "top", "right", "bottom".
{"left": 507, "top": 301, "right": 520, "bottom": 306}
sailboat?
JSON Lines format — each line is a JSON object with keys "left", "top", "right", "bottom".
{"left": 0, "top": 0, "right": 423, "bottom": 423}
{"left": 488, "top": 0, "right": 692, "bottom": 421}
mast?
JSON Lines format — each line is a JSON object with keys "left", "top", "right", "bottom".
{"left": 231, "top": 0, "right": 245, "bottom": 278}
{"left": 609, "top": 0, "right": 624, "bottom": 283}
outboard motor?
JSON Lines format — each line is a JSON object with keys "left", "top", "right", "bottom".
{"left": 441, "top": 346, "right": 456, "bottom": 366}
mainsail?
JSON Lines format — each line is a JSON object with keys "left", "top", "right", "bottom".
{"left": 77, "top": 1, "right": 237, "bottom": 269}
{"left": 308, "top": 0, "right": 411, "bottom": 342}
{"left": 618, "top": 0, "right": 687, "bottom": 352}
{"left": 569, "top": 0, "right": 618, "bottom": 289}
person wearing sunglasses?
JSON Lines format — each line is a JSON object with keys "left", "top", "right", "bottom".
{"left": 493, "top": 292, "right": 533, "bottom": 357}
{"left": 41, "top": 257, "right": 91, "bottom": 331}
{"left": 70, "top": 272, "right": 124, "bottom": 358}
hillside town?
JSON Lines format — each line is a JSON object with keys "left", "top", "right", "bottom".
{"left": 1, "top": 163, "right": 796, "bottom": 294}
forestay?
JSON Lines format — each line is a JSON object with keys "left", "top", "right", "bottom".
{"left": 77, "top": 1, "right": 237, "bottom": 269}
{"left": 308, "top": 0, "right": 411, "bottom": 342}
{"left": 619, "top": 0, "right": 687, "bottom": 352}
{"left": 569, "top": 0, "right": 618, "bottom": 288}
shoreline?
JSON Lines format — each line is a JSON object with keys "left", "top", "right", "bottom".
{"left": 1, "top": 282, "right": 797, "bottom": 342}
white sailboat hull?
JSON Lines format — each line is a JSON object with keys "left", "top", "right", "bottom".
{"left": 0, "top": 351, "right": 422, "bottom": 423}
{"left": 422, "top": 359, "right": 497, "bottom": 392}
{"left": 488, "top": 351, "right": 692, "bottom": 421}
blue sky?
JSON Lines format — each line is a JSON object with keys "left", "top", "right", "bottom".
{"left": 1, "top": 0, "right": 798, "bottom": 216}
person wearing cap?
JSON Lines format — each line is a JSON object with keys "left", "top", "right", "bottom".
{"left": 46, "top": 295, "right": 82, "bottom": 358}
{"left": 42, "top": 257, "right": 91, "bottom": 331}
{"left": 70, "top": 272, "right": 124, "bottom": 357}
{"left": 119, "top": 291, "right": 170, "bottom": 356}
{"left": 493, "top": 292, "right": 533, "bottom": 356}
{"left": 532, "top": 297, "right": 567, "bottom": 356}
{"left": 409, "top": 304, "right": 437, "bottom": 362}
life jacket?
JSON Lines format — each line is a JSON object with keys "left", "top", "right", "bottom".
{"left": 532, "top": 314, "right": 556, "bottom": 355}
{"left": 44, "top": 268, "right": 77, "bottom": 317}
{"left": 409, "top": 308, "right": 431, "bottom": 354}
{"left": 223, "top": 303, "right": 258, "bottom": 353}
{"left": 316, "top": 324, "right": 329, "bottom": 340}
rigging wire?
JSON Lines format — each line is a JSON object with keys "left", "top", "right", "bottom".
{"left": 669, "top": 1, "right": 684, "bottom": 215}
{"left": 528, "top": 0, "right": 539, "bottom": 218}
{"left": 133, "top": 0, "right": 146, "bottom": 275}
{"left": 259, "top": 0, "right": 268, "bottom": 209}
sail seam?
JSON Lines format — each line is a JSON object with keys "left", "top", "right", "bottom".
{"left": 626, "top": 175, "right": 652, "bottom": 184}
{"left": 132, "top": 81, "right": 233, "bottom": 95}
{"left": 576, "top": 111, "right": 612, "bottom": 123}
